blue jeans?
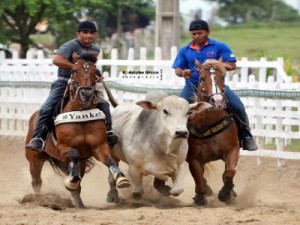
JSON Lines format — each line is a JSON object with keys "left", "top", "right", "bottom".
{"left": 180, "top": 83, "right": 252, "bottom": 139}
{"left": 32, "top": 79, "right": 112, "bottom": 138}
{"left": 32, "top": 79, "right": 67, "bottom": 137}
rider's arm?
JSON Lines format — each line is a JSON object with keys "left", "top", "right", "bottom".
{"left": 175, "top": 68, "right": 192, "bottom": 79}
{"left": 53, "top": 54, "right": 77, "bottom": 71}
{"left": 223, "top": 62, "right": 236, "bottom": 71}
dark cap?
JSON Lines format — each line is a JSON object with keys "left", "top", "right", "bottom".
{"left": 77, "top": 20, "right": 97, "bottom": 32}
{"left": 189, "top": 19, "right": 209, "bottom": 31}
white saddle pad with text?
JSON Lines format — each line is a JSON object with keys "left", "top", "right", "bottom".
{"left": 54, "top": 108, "right": 105, "bottom": 126}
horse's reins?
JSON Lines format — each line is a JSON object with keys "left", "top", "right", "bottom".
{"left": 198, "top": 66, "right": 226, "bottom": 98}
{"left": 69, "top": 60, "right": 97, "bottom": 109}
{"left": 185, "top": 67, "right": 224, "bottom": 100}
{"left": 198, "top": 65, "right": 251, "bottom": 129}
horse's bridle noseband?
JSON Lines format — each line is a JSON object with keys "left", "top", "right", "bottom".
{"left": 198, "top": 65, "right": 227, "bottom": 108}
{"left": 69, "top": 60, "right": 97, "bottom": 108}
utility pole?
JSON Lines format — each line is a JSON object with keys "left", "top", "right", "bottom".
{"left": 155, "top": 0, "right": 180, "bottom": 59}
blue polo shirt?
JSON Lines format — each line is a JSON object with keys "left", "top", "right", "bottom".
{"left": 172, "top": 38, "right": 236, "bottom": 86}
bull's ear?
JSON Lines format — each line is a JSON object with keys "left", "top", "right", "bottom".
{"left": 136, "top": 100, "right": 157, "bottom": 110}
{"left": 189, "top": 101, "right": 212, "bottom": 114}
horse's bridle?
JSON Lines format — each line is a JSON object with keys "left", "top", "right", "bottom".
{"left": 69, "top": 60, "right": 98, "bottom": 108}
{"left": 198, "top": 65, "right": 227, "bottom": 108}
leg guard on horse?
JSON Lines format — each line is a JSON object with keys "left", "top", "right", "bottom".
{"left": 106, "top": 157, "right": 130, "bottom": 189}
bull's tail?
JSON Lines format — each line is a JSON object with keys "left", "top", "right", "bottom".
{"left": 102, "top": 81, "right": 118, "bottom": 108}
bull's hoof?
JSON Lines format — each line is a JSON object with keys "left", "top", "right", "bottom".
{"left": 64, "top": 177, "right": 80, "bottom": 190}
{"left": 133, "top": 192, "right": 142, "bottom": 199}
{"left": 116, "top": 176, "right": 130, "bottom": 188}
{"left": 193, "top": 195, "right": 208, "bottom": 206}
{"left": 106, "top": 189, "right": 120, "bottom": 203}
{"left": 153, "top": 178, "right": 171, "bottom": 196}
{"left": 157, "top": 185, "right": 171, "bottom": 196}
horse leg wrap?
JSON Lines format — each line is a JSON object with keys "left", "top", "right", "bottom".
{"left": 109, "top": 166, "right": 125, "bottom": 180}
{"left": 68, "top": 149, "right": 81, "bottom": 182}
{"left": 105, "top": 157, "right": 124, "bottom": 179}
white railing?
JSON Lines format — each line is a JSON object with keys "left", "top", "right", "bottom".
{"left": 1, "top": 47, "right": 299, "bottom": 90}
{"left": 0, "top": 47, "right": 299, "bottom": 165}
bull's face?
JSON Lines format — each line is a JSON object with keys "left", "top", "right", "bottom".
{"left": 136, "top": 95, "right": 212, "bottom": 139}
{"left": 158, "top": 96, "right": 191, "bottom": 139}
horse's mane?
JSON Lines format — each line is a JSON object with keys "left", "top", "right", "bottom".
{"left": 203, "top": 59, "right": 226, "bottom": 74}
{"left": 80, "top": 53, "right": 98, "bottom": 63}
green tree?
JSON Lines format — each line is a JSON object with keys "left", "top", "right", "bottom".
{"left": 207, "top": 0, "right": 300, "bottom": 24}
{"left": 0, "top": 0, "right": 154, "bottom": 58}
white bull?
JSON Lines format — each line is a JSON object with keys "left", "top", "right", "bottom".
{"left": 106, "top": 92, "right": 211, "bottom": 202}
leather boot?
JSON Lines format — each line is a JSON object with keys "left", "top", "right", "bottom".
{"left": 26, "top": 126, "right": 48, "bottom": 152}
{"left": 242, "top": 137, "right": 258, "bottom": 151}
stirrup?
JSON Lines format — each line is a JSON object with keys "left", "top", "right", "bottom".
{"left": 26, "top": 137, "right": 45, "bottom": 152}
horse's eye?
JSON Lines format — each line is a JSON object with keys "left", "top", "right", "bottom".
{"left": 200, "top": 77, "right": 206, "bottom": 82}
{"left": 163, "top": 109, "right": 169, "bottom": 115}
{"left": 187, "top": 111, "right": 193, "bottom": 116}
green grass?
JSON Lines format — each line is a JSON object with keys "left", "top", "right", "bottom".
{"left": 31, "top": 33, "right": 55, "bottom": 44}
{"left": 181, "top": 26, "right": 300, "bottom": 64}
{"left": 263, "top": 139, "right": 300, "bottom": 152}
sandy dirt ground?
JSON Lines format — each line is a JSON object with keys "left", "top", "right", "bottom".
{"left": 0, "top": 136, "right": 299, "bottom": 225}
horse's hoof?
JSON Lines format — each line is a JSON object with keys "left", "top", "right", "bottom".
{"left": 223, "top": 190, "right": 237, "bottom": 205}
{"left": 116, "top": 176, "right": 130, "bottom": 188}
{"left": 225, "top": 196, "right": 237, "bottom": 205}
{"left": 64, "top": 178, "right": 80, "bottom": 190}
{"left": 194, "top": 195, "right": 208, "bottom": 206}
{"left": 218, "top": 191, "right": 232, "bottom": 202}
{"left": 205, "top": 184, "right": 213, "bottom": 196}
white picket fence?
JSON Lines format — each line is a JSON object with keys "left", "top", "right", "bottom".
{"left": 0, "top": 47, "right": 300, "bottom": 165}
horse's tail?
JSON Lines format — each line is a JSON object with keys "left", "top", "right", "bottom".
{"left": 102, "top": 81, "right": 118, "bottom": 108}
{"left": 46, "top": 155, "right": 96, "bottom": 176}
{"left": 47, "top": 156, "right": 69, "bottom": 176}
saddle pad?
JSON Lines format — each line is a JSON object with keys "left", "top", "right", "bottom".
{"left": 54, "top": 108, "right": 105, "bottom": 126}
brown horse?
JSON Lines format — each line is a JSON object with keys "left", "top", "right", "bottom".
{"left": 25, "top": 53, "right": 130, "bottom": 208}
{"left": 186, "top": 59, "right": 240, "bottom": 206}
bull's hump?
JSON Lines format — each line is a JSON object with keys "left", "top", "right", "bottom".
{"left": 163, "top": 95, "right": 189, "bottom": 107}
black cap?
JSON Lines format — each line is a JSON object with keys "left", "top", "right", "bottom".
{"left": 77, "top": 20, "right": 97, "bottom": 32}
{"left": 189, "top": 19, "right": 209, "bottom": 31}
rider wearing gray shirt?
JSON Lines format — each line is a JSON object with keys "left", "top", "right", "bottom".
{"left": 26, "top": 21, "right": 118, "bottom": 152}
{"left": 56, "top": 39, "right": 100, "bottom": 78}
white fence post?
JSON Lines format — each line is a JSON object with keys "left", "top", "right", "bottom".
{"left": 110, "top": 48, "right": 118, "bottom": 79}
{"left": 259, "top": 57, "right": 267, "bottom": 83}
{"left": 240, "top": 57, "right": 249, "bottom": 83}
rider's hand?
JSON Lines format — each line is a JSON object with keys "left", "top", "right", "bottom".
{"left": 182, "top": 69, "right": 192, "bottom": 79}
{"left": 95, "top": 69, "right": 104, "bottom": 82}
{"left": 96, "top": 76, "right": 104, "bottom": 82}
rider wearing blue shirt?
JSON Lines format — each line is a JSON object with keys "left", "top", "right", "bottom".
{"left": 172, "top": 19, "right": 257, "bottom": 151}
